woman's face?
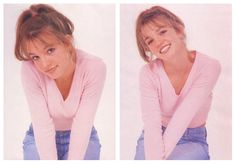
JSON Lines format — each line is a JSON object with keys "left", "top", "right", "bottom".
{"left": 26, "top": 34, "right": 75, "bottom": 79}
{"left": 141, "top": 21, "right": 185, "bottom": 61}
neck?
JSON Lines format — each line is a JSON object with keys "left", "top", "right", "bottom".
{"left": 162, "top": 48, "right": 194, "bottom": 74}
{"left": 55, "top": 53, "right": 76, "bottom": 84}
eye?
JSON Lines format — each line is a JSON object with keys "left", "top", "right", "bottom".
{"left": 159, "top": 30, "right": 167, "bottom": 35}
{"left": 31, "top": 56, "right": 39, "bottom": 61}
{"left": 47, "top": 48, "right": 55, "bottom": 54}
{"left": 147, "top": 39, "right": 153, "bottom": 45}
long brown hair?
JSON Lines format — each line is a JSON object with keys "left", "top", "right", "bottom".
{"left": 15, "top": 4, "right": 75, "bottom": 61}
{"left": 136, "top": 6, "right": 185, "bottom": 62}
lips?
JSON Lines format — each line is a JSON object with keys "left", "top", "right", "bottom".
{"left": 45, "top": 65, "right": 58, "bottom": 73}
{"left": 159, "top": 43, "right": 171, "bottom": 54}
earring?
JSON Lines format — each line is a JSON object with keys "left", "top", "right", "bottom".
{"left": 145, "top": 51, "right": 157, "bottom": 61}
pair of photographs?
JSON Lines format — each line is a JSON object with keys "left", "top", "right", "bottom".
{"left": 4, "top": 3, "right": 232, "bottom": 160}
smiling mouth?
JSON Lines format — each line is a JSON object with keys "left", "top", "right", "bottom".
{"left": 45, "top": 66, "right": 58, "bottom": 73}
{"left": 159, "top": 43, "right": 171, "bottom": 54}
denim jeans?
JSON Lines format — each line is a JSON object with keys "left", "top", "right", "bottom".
{"left": 134, "top": 126, "right": 210, "bottom": 160}
{"left": 23, "top": 124, "right": 101, "bottom": 160}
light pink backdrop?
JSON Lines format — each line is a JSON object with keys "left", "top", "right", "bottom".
{"left": 120, "top": 4, "right": 232, "bottom": 160}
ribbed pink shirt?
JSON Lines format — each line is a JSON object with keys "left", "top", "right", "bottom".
{"left": 139, "top": 51, "right": 221, "bottom": 159}
{"left": 21, "top": 49, "right": 106, "bottom": 160}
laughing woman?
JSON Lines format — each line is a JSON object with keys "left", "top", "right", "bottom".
{"left": 134, "top": 6, "right": 221, "bottom": 160}
{"left": 15, "top": 4, "right": 106, "bottom": 160}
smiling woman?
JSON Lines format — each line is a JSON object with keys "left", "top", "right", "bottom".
{"left": 134, "top": 5, "right": 221, "bottom": 160}
{"left": 13, "top": 4, "right": 107, "bottom": 160}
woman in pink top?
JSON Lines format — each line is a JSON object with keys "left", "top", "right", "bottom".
{"left": 134, "top": 6, "right": 221, "bottom": 160}
{"left": 14, "top": 4, "right": 106, "bottom": 160}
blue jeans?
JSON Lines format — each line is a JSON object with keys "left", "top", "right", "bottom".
{"left": 23, "top": 124, "right": 101, "bottom": 160}
{"left": 134, "top": 126, "right": 210, "bottom": 160}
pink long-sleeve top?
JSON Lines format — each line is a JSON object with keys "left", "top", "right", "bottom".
{"left": 139, "top": 51, "right": 221, "bottom": 159}
{"left": 21, "top": 49, "right": 106, "bottom": 160}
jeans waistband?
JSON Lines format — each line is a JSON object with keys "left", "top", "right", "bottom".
{"left": 27, "top": 124, "right": 96, "bottom": 137}
{"left": 162, "top": 126, "right": 207, "bottom": 138}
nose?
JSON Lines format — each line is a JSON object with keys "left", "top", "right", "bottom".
{"left": 155, "top": 41, "right": 162, "bottom": 49}
{"left": 158, "top": 34, "right": 167, "bottom": 42}
{"left": 40, "top": 57, "right": 51, "bottom": 70}
{"left": 155, "top": 38, "right": 167, "bottom": 49}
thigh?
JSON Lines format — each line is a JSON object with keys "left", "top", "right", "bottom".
{"left": 23, "top": 131, "right": 40, "bottom": 160}
{"left": 167, "top": 142, "right": 209, "bottom": 160}
{"left": 84, "top": 127, "right": 101, "bottom": 160}
{"left": 134, "top": 131, "right": 145, "bottom": 160}
{"left": 60, "top": 127, "right": 101, "bottom": 160}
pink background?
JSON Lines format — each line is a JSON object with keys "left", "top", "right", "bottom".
{"left": 120, "top": 4, "right": 232, "bottom": 160}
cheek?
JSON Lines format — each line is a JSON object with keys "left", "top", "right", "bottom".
{"left": 172, "top": 35, "right": 184, "bottom": 48}
{"left": 33, "top": 62, "right": 44, "bottom": 71}
{"left": 57, "top": 54, "right": 68, "bottom": 65}
{"left": 148, "top": 45, "right": 156, "bottom": 51}
{"left": 148, "top": 42, "right": 159, "bottom": 54}
{"left": 57, "top": 48, "right": 69, "bottom": 60}
{"left": 146, "top": 44, "right": 154, "bottom": 52}
{"left": 149, "top": 46, "right": 157, "bottom": 54}
{"left": 170, "top": 31, "right": 183, "bottom": 42}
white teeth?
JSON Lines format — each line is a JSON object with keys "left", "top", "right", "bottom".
{"left": 160, "top": 44, "right": 171, "bottom": 54}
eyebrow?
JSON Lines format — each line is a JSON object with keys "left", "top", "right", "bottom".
{"left": 28, "top": 44, "right": 54, "bottom": 56}
{"left": 43, "top": 44, "right": 54, "bottom": 50}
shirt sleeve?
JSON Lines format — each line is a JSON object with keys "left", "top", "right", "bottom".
{"left": 163, "top": 59, "right": 221, "bottom": 159}
{"left": 21, "top": 62, "right": 57, "bottom": 160}
{"left": 139, "top": 65, "right": 165, "bottom": 159}
{"left": 68, "top": 60, "right": 106, "bottom": 160}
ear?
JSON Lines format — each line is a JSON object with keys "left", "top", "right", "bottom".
{"left": 178, "top": 32, "right": 185, "bottom": 40}
{"left": 65, "top": 35, "right": 74, "bottom": 43}
{"left": 63, "top": 35, "right": 74, "bottom": 50}
{"left": 176, "top": 25, "right": 186, "bottom": 40}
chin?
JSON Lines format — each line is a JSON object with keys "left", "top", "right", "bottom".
{"left": 46, "top": 73, "right": 60, "bottom": 80}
